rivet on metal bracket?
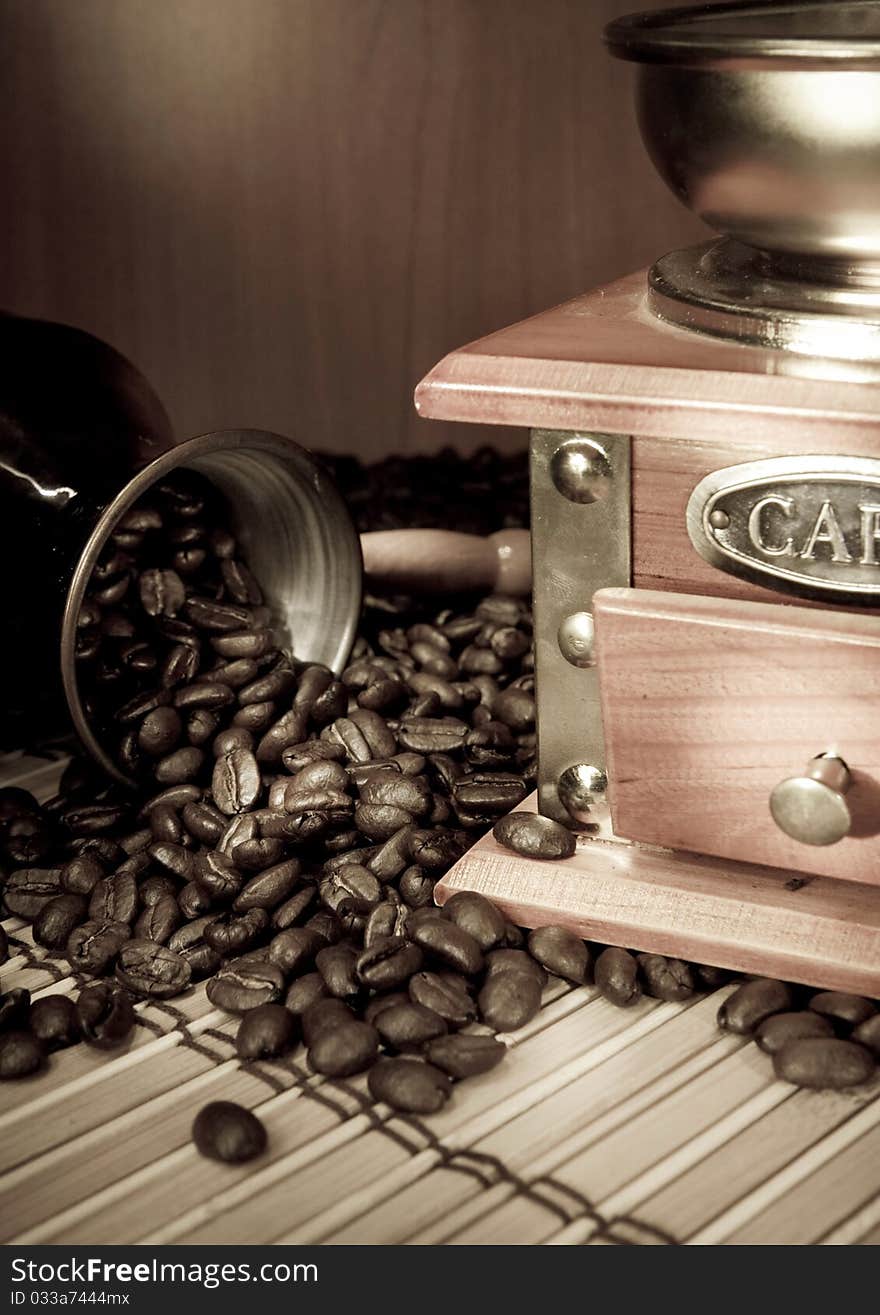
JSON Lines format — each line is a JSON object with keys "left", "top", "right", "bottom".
{"left": 531, "top": 428, "right": 631, "bottom": 832}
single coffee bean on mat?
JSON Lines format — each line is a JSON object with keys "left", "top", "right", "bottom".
{"left": 115, "top": 939, "right": 192, "bottom": 998}
{"left": 374, "top": 1001, "right": 447, "bottom": 1052}
{"left": 308, "top": 1019, "right": 379, "bottom": 1077}
{"left": 0, "top": 1030, "right": 46, "bottom": 1080}
{"left": 717, "top": 978, "right": 794, "bottom": 1035}
{"left": 527, "top": 926, "right": 590, "bottom": 984}
{"left": 808, "top": 992, "right": 876, "bottom": 1032}
{"left": 755, "top": 1011, "right": 836, "bottom": 1055}
{"left": 478, "top": 970, "right": 542, "bottom": 1032}
{"left": 76, "top": 981, "right": 136, "bottom": 1049}
{"left": 773, "top": 1038, "right": 876, "bottom": 1089}
{"left": 29, "top": 995, "right": 80, "bottom": 1051}
{"left": 852, "top": 1014, "right": 880, "bottom": 1057}
{"left": 425, "top": 1032, "right": 507, "bottom": 1080}
{"left": 192, "top": 1101, "right": 268, "bottom": 1164}
{"left": 235, "top": 1003, "right": 298, "bottom": 1060}
{"left": 367, "top": 1057, "right": 453, "bottom": 1114}
{"left": 594, "top": 947, "right": 642, "bottom": 1007}
{"left": 637, "top": 953, "right": 694, "bottom": 1003}
{"left": 408, "top": 972, "right": 476, "bottom": 1027}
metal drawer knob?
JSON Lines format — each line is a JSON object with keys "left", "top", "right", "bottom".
{"left": 769, "top": 754, "right": 852, "bottom": 847}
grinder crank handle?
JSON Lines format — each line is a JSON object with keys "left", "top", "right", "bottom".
{"left": 360, "top": 528, "right": 531, "bottom": 596}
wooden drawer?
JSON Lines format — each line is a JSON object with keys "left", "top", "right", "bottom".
{"left": 593, "top": 588, "right": 880, "bottom": 886}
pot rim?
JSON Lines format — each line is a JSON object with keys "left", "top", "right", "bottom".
{"left": 605, "top": 1, "right": 880, "bottom": 70}
{"left": 60, "top": 428, "right": 362, "bottom": 787}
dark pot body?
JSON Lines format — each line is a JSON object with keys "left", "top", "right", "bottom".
{"left": 0, "top": 311, "right": 175, "bottom": 748}
{"left": 0, "top": 313, "right": 362, "bottom": 771}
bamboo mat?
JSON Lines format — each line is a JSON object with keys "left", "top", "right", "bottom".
{"left": 2, "top": 751, "right": 879, "bottom": 1246}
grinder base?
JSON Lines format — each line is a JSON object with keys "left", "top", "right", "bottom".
{"left": 436, "top": 796, "right": 880, "bottom": 997}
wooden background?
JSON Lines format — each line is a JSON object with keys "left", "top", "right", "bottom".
{"left": 0, "top": 0, "right": 707, "bottom": 458}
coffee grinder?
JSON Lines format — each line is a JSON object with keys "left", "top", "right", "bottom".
{"left": 416, "top": 1, "right": 880, "bottom": 995}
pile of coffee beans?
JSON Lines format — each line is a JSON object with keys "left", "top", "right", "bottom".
{"left": 1, "top": 451, "right": 877, "bottom": 1166}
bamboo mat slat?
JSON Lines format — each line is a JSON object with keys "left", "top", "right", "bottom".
{"left": 2, "top": 751, "right": 879, "bottom": 1245}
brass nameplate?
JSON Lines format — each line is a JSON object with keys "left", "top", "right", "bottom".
{"left": 687, "top": 457, "right": 880, "bottom": 601}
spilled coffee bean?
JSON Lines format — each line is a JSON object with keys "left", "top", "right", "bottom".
{"left": 192, "top": 1101, "right": 267, "bottom": 1163}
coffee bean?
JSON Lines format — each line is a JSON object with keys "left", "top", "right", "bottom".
{"left": 193, "top": 850, "right": 241, "bottom": 902}
{"left": 148, "top": 841, "right": 194, "bottom": 881}
{"left": 755, "top": 1011, "right": 836, "bottom": 1055}
{"left": 524, "top": 926, "right": 589, "bottom": 984}
{"left": 206, "top": 961, "right": 285, "bottom": 1013}
{"left": 411, "top": 919, "right": 484, "bottom": 976}
{"left": 192, "top": 1101, "right": 267, "bottom": 1163}
{"left": 443, "top": 891, "right": 506, "bottom": 952}
{"left": 281, "top": 741, "right": 346, "bottom": 774}
{"left": 213, "top": 727, "right": 256, "bottom": 756}
{"left": 33, "top": 893, "right": 87, "bottom": 950}
{"left": 138, "top": 707, "right": 183, "bottom": 756}
{"left": 134, "top": 895, "right": 182, "bottom": 944}
{"left": 315, "top": 944, "right": 360, "bottom": 999}
{"left": 396, "top": 866, "right": 434, "bottom": 909}
{"left": 148, "top": 803, "right": 185, "bottom": 845}
{"left": 301, "top": 997, "right": 354, "bottom": 1047}
{"left": 233, "top": 859, "right": 300, "bottom": 912}
{"left": 236, "top": 1003, "right": 298, "bottom": 1059}
{"left": 181, "top": 801, "right": 225, "bottom": 846}
{"left": 478, "top": 971, "right": 542, "bottom": 1031}
{"left": 368, "top": 1057, "right": 452, "bottom": 1113}
{"left": 356, "top": 938, "right": 424, "bottom": 991}
{"left": 687, "top": 964, "right": 727, "bottom": 990}
{"left": 0, "top": 989, "right": 31, "bottom": 1031}
{"left": 3, "top": 868, "right": 63, "bottom": 918}
{"left": 115, "top": 939, "right": 192, "bottom": 998}
{"left": 256, "top": 710, "right": 309, "bottom": 765}
{"left": 808, "top": 992, "right": 876, "bottom": 1033}
{"left": 139, "top": 568, "right": 185, "bottom": 618}
{"left": 140, "top": 874, "right": 181, "bottom": 909}
{"left": 406, "top": 829, "right": 466, "bottom": 874}
{"left": 375, "top": 1002, "right": 447, "bottom": 1052}
{"left": 285, "top": 972, "right": 329, "bottom": 1016}
{"left": 178, "top": 880, "right": 213, "bottom": 920}
{"left": 492, "top": 812, "right": 575, "bottom": 860}
{"left": 308, "top": 1019, "right": 379, "bottom": 1077}
{"left": 88, "top": 873, "right": 138, "bottom": 925}
{"left": 155, "top": 746, "right": 204, "bottom": 785}
{"left": 773, "top": 1038, "right": 875, "bottom": 1089}
{"left": 425, "top": 1033, "right": 506, "bottom": 1079}
{"left": 76, "top": 981, "right": 136, "bottom": 1048}
{"left": 320, "top": 866, "right": 382, "bottom": 914}
{"left": 595, "top": 947, "right": 642, "bottom": 1007}
{"left": 408, "top": 972, "right": 476, "bottom": 1027}
{"left": 272, "top": 886, "right": 317, "bottom": 931}
{"left": 363, "top": 901, "right": 403, "bottom": 948}
{"left": 852, "top": 1014, "right": 880, "bottom": 1057}
{"left": 717, "top": 979, "right": 794, "bottom": 1035}
{"left": 484, "top": 948, "right": 547, "bottom": 986}
{"left": 29, "top": 995, "right": 80, "bottom": 1051}
{"left": 204, "top": 909, "right": 269, "bottom": 957}
{"left": 60, "top": 855, "right": 105, "bottom": 896}
{"left": 268, "top": 927, "right": 323, "bottom": 976}
{"left": 0, "top": 1031, "right": 45, "bottom": 1080}
{"left": 67, "top": 920, "right": 131, "bottom": 974}
{"left": 637, "top": 953, "right": 694, "bottom": 1003}
{"left": 305, "top": 910, "right": 344, "bottom": 946}
{"left": 238, "top": 668, "right": 296, "bottom": 707}
{"left": 398, "top": 717, "right": 469, "bottom": 755}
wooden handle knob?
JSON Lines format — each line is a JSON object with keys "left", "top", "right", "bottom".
{"left": 360, "top": 528, "right": 531, "bottom": 596}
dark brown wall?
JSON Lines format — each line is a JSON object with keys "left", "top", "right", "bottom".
{"left": 0, "top": 0, "right": 708, "bottom": 457}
